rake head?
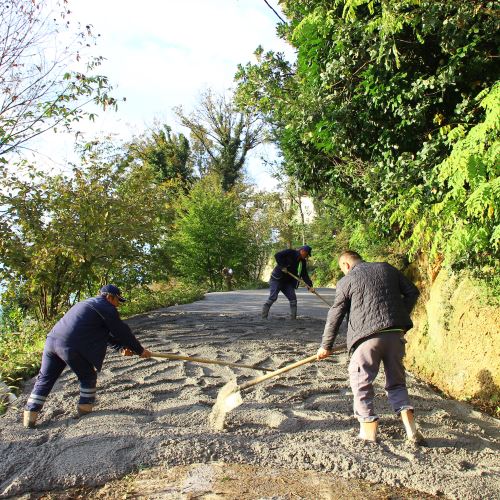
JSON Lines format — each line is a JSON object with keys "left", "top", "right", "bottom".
{"left": 209, "top": 379, "right": 243, "bottom": 431}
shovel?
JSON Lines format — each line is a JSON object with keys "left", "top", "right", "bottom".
{"left": 283, "top": 269, "right": 332, "bottom": 307}
{"left": 209, "top": 343, "right": 347, "bottom": 430}
{"left": 150, "top": 352, "right": 273, "bottom": 372}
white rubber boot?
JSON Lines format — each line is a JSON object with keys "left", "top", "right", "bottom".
{"left": 358, "top": 420, "right": 378, "bottom": 442}
{"left": 401, "top": 409, "right": 427, "bottom": 445}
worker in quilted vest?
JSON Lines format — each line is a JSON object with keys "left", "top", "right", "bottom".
{"left": 317, "top": 250, "right": 426, "bottom": 445}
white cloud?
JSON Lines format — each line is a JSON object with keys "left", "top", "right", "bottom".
{"left": 27, "top": 0, "right": 294, "bottom": 189}
{"left": 71, "top": 0, "right": 294, "bottom": 118}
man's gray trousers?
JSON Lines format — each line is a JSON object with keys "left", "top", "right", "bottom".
{"left": 348, "top": 332, "right": 413, "bottom": 422}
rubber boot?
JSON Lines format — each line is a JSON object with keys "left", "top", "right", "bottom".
{"left": 290, "top": 304, "right": 297, "bottom": 320}
{"left": 262, "top": 302, "right": 271, "bottom": 319}
{"left": 77, "top": 403, "right": 94, "bottom": 418}
{"left": 401, "top": 409, "right": 427, "bottom": 445}
{"left": 358, "top": 420, "right": 378, "bottom": 442}
{"left": 23, "top": 410, "right": 39, "bottom": 429}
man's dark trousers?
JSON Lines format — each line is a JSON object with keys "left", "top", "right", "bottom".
{"left": 26, "top": 337, "right": 97, "bottom": 411}
{"left": 265, "top": 278, "right": 297, "bottom": 306}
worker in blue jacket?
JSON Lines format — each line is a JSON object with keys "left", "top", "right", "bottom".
{"left": 23, "top": 284, "right": 152, "bottom": 428}
{"left": 262, "top": 245, "right": 314, "bottom": 320}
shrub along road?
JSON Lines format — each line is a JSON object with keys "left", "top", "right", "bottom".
{"left": 0, "top": 289, "right": 498, "bottom": 498}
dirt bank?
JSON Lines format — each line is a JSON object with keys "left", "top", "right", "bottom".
{"left": 407, "top": 265, "right": 500, "bottom": 412}
{"left": 1, "top": 291, "right": 499, "bottom": 499}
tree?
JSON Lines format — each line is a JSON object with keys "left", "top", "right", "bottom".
{"left": 0, "top": 141, "right": 168, "bottom": 320}
{"left": 234, "top": 188, "right": 278, "bottom": 283}
{"left": 126, "top": 124, "right": 193, "bottom": 184}
{"left": 236, "top": 0, "right": 499, "bottom": 269}
{"left": 170, "top": 174, "right": 253, "bottom": 289}
{"left": 175, "top": 89, "right": 264, "bottom": 190}
{"left": 0, "top": 0, "right": 117, "bottom": 159}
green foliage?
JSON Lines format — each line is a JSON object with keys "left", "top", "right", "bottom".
{"left": 126, "top": 125, "right": 193, "bottom": 184}
{"left": 308, "top": 201, "right": 397, "bottom": 285}
{"left": 0, "top": 316, "right": 48, "bottom": 400}
{"left": 170, "top": 174, "right": 256, "bottom": 289}
{"left": 0, "top": 141, "right": 169, "bottom": 320}
{"left": 237, "top": 188, "right": 279, "bottom": 282}
{"left": 118, "top": 280, "right": 205, "bottom": 318}
{"left": 389, "top": 84, "right": 499, "bottom": 270}
{"left": 236, "top": 0, "right": 499, "bottom": 272}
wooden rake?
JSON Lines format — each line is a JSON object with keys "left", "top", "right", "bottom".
{"left": 283, "top": 269, "right": 333, "bottom": 307}
{"left": 209, "top": 343, "right": 347, "bottom": 430}
{"left": 150, "top": 352, "right": 274, "bottom": 372}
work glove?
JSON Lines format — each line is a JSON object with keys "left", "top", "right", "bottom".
{"left": 316, "top": 347, "right": 332, "bottom": 360}
{"left": 281, "top": 267, "right": 288, "bottom": 273}
{"left": 121, "top": 348, "right": 152, "bottom": 358}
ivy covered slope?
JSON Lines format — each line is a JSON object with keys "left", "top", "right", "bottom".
{"left": 235, "top": 0, "right": 499, "bottom": 407}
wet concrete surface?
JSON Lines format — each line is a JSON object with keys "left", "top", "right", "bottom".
{"left": 1, "top": 289, "right": 499, "bottom": 499}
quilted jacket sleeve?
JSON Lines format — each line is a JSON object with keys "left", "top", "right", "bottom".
{"left": 321, "top": 277, "right": 350, "bottom": 349}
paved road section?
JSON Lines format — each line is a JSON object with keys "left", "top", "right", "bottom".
{"left": 168, "top": 287, "right": 336, "bottom": 321}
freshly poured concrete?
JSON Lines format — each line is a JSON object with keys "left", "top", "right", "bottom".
{"left": 1, "top": 289, "right": 498, "bottom": 499}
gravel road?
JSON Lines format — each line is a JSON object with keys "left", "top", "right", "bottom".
{"left": 1, "top": 289, "right": 498, "bottom": 498}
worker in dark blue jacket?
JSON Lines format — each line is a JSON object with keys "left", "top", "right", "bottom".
{"left": 23, "top": 284, "right": 152, "bottom": 428}
{"left": 262, "top": 245, "right": 314, "bottom": 320}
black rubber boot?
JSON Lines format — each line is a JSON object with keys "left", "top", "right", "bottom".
{"left": 262, "top": 302, "right": 271, "bottom": 319}
{"left": 290, "top": 304, "right": 297, "bottom": 320}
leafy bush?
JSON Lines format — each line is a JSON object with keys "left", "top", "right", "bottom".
{"left": 235, "top": 279, "right": 269, "bottom": 290}
{"left": 389, "top": 84, "right": 499, "bottom": 270}
{"left": 0, "top": 317, "right": 48, "bottom": 398}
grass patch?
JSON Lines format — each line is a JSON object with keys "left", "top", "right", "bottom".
{"left": 120, "top": 280, "right": 205, "bottom": 317}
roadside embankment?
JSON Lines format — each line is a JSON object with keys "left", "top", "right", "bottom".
{"left": 406, "top": 260, "right": 499, "bottom": 415}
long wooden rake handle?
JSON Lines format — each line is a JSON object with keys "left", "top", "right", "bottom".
{"left": 238, "top": 344, "right": 347, "bottom": 391}
{"left": 284, "top": 270, "right": 333, "bottom": 307}
{"left": 150, "top": 352, "right": 273, "bottom": 372}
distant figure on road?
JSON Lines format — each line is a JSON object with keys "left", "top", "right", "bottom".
{"left": 222, "top": 267, "right": 234, "bottom": 291}
{"left": 262, "top": 245, "right": 314, "bottom": 320}
{"left": 23, "top": 284, "right": 152, "bottom": 429}
{"left": 317, "top": 250, "right": 426, "bottom": 445}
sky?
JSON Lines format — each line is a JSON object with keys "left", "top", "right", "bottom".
{"left": 35, "top": 0, "right": 295, "bottom": 189}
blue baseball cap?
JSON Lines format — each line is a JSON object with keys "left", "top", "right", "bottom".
{"left": 299, "top": 245, "right": 312, "bottom": 256}
{"left": 99, "top": 284, "right": 126, "bottom": 302}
